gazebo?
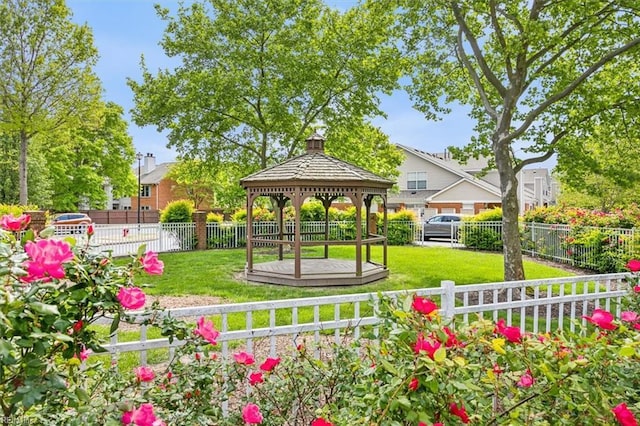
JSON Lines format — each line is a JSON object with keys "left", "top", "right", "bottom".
{"left": 240, "top": 133, "right": 395, "bottom": 286}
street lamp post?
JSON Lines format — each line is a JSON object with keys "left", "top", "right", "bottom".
{"left": 136, "top": 152, "right": 143, "bottom": 225}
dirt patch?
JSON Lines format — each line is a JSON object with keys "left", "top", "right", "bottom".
{"left": 523, "top": 254, "right": 594, "bottom": 276}
{"left": 145, "top": 295, "right": 223, "bottom": 310}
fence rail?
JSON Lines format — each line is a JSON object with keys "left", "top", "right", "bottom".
{"left": 96, "top": 273, "right": 629, "bottom": 365}
{"left": 76, "top": 221, "right": 638, "bottom": 272}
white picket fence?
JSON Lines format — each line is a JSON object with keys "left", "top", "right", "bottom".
{"left": 97, "top": 273, "right": 630, "bottom": 365}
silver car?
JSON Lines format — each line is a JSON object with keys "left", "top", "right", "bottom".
{"left": 423, "top": 214, "right": 463, "bottom": 240}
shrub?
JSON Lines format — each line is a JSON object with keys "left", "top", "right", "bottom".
{"left": 0, "top": 203, "right": 39, "bottom": 217}
{"left": 160, "top": 200, "right": 194, "bottom": 223}
{"left": 384, "top": 210, "right": 417, "bottom": 245}
{"left": 206, "top": 212, "right": 224, "bottom": 223}
{"left": 461, "top": 209, "right": 503, "bottom": 250}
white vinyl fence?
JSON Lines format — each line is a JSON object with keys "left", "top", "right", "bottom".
{"left": 97, "top": 273, "right": 629, "bottom": 365}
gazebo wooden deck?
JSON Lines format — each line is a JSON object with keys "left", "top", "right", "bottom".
{"left": 240, "top": 134, "right": 395, "bottom": 286}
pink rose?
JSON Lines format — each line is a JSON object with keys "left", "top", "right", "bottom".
{"left": 517, "top": 370, "right": 535, "bottom": 388}
{"left": 411, "top": 295, "right": 438, "bottom": 316}
{"left": 22, "top": 239, "right": 74, "bottom": 282}
{"left": 131, "top": 403, "right": 157, "bottom": 426}
{"left": 449, "top": 402, "right": 470, "bottom": 424}
{"left": 259, "top": 357, "right": 280, "bottom": 372}
{"left": 249, "top": 371, "right": 264, "bottom": 386}
{"left": 495, "top": 318, "right": 522, "bottom": 342}
{"left": 626, "top": 259, "right": 640, "bottom": 272}
{"left": 117, "top": 287, "right": 146, "bottom": 310}
{"left": 612, "top": 402, "right": 638, "bottom": 426}
{"left": 122, "top": 411, "right": 133, "bottom": 425}
{"left": 621, "top": 311, "right": 639, "bottom": 323}
{"left": 311, "top": 419, "right": 334, "bottom": 426}
{"left": 0, "top": 213, "right": 30, "bottom": 232}
{"left": 234, "top": 351, "right": 255, "bottom": 365}
{"left": 79, "top": 346, "right": 91, "bottom": 361}
{"left": 583, "top": 309, "right": 617, "bottom": 330}
{"left": 194, "top": 316, "right": 219, "bottom": 345}
{"left": 140, "top": 251, "right": 164, "bottom": 275}
{"left": 408, "top": 377, "right": 419, "bottom": 391}
{"left": 242, "top": 403, "right": 263, "bottom": 424}
{"left": 134, "top": 366, "right": 155, "bottom": 382}
{"left": 413, "top": 333, "right": 441, "bottom": 359}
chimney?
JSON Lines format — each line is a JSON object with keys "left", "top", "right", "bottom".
{"left": 144, "top": 153, "right": 156, "bottom": 173}
{"left": 305, "top": 133, "right": 325, "bottom": 153}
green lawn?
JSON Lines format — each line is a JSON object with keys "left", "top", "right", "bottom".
{"left": 100, "top": 246, "right": 574, "bottom": 370}
{"left": 135, "top": 245, "right": 573, "bottom": 303}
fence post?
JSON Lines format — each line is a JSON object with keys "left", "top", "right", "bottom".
{"left": 441, "top": 280, "right": 456, "bottom": 320}
{"left": 193, "top": 211, "right": 208, "bottom": 250}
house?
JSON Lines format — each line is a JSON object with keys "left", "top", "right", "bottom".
{"left": 117, "top": 153, "right": 179, "bottom": 212}
{"left": 391, "top": 144, "right": 555, "bottom": 219}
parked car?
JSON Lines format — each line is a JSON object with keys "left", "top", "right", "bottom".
{"left": 51, "top": 213, "right": 93, "bottom": 233}
{"left": 423, "top": 213, "right": 464, "bottom": 240}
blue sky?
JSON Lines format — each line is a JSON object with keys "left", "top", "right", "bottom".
{"left": 67, "top": 0, "right": 476, "bottom": 165}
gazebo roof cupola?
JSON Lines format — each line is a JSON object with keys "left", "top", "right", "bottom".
{"left": 305, "top": 132, "right": 325, "bottom": 153}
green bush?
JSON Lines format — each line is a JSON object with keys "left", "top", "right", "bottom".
{"left": 0, "top": 204, "right": 39, "bottom": 216}
{"left": 384, "top": 210, "right": 417, "bottom": 245}
{"left": 206, "top": 212, "right": 224, "bottom": 223}
{"left": 160, "top": 200, "right": 194, "bottom": 223}
{"left": 461, "top": 209, "right": 503, "bottom": 250}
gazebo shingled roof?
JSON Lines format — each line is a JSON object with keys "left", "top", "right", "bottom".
{"left": 240, "top": 133, "right": 394, "bottom": 286}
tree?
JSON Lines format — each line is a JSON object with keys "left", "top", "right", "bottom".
{"left": 40, "top": 102, "right": 137, "bottom": 211}
{"left": 0, "top": 0, "right": 102, "bottom": 204}
{"left": 129, "top": 0, "right": 404, "bottom": 179}
{"left": 398, "top": 0, "right": 640, "bottom": 280}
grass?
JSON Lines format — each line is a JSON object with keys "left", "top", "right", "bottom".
{"left": 97, "top": 245, "right": 575, "bottom": 370}
{"left": 134, "top": 245, "right": 573, "bottom": 303}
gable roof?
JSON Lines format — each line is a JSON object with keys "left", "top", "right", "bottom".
{"left": 427, "top": 178, "right": 501, "bottom": 202}
{"left": 136, "top": 163, "right": 174, "bottom": 185}
{"left": 396, "top": 143, "right": 502, "bottom": 195}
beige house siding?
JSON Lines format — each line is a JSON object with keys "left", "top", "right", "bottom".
{"left": 429, "top": 180, "right": 501, "bottom": 203}
{"left": 400, "top": 151, "right": 461, "bottom": 190}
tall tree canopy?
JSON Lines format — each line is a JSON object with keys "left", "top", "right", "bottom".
{"left": 41, "top": 102, "right": 137, "bottom": 211}
{"left": 398, "top": 0, "right": 640, "bottom": 280}
{"left": 0, "top": 0, "right": 102, "bottom": 204}
{"left": 129, "top": 0, "right": 404, "bottom": 183}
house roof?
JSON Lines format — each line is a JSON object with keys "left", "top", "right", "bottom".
{"left": 427, "top": 178, "right": 501, "bottom": 202}
{"left": 136, "top": 163, "right": 174, "bottom": 185}
{"left": 396, "top": 143, "right": 503, "bottom": 196}
{"left": 241, "top": 135, "right": 394, "bottom": 188}
{"left": 388, "top": 190, "right": 440, "bottom": 204}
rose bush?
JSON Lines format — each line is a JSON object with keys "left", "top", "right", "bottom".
{"left": 0, "top": 213, "right": 165, "bottom": 421}
{"left": 3, "top": 212, "right": 640, "bottom": 425}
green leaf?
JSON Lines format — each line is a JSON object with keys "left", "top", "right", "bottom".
{"left": 433, "top": 347, "right": 447, "bottom": 363}
{"left": 380, "top": 359, "right": 399, "bottom": 375}
{"left": 619, "top": 346, "right": 635, "bottom": 357}
{"left": 29, "top": 302, "right": 60, "bottom": 316}
{"left": 110, "top": 314, "right": 120, "bottom": 336}
{"left": 20, "top": 229, "right": 35, "bottom": 244}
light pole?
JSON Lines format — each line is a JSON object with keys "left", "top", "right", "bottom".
{"left": 136, "top": 152, "right": 143, "bottom": 225}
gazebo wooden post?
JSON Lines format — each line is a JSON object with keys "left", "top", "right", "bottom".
{"left": 353, "top": 191, "right": 363, "bottom": 277}
{"left": 364, "top": 195, "right": 372, "bottom": 263}
{"left": 273, "top": 195, "right": 288, "bottom": 261}
{"left": 382, "top": 195, "right": 388, "bottom": 268}
{"left": 293, "top": 187, "right": 302, "bottom": 279}
{"left": 246, "top": 195, "right": 254, "bottom": 273}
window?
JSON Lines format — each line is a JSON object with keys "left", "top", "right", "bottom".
{"left": 141, "top": 205, "right": 150, "bottom": 211}
{"left": 407, "top": 172, "right": 427, "bottom": 190}
{"left": 140, "top": 185, "right": 151, "bottom": 198}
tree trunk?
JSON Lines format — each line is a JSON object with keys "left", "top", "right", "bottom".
{"left": 19, "top": 130, "right": 28, "bottom": 205}
{"left": 494, "top": 135, "right": 525, "bottom": 282}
